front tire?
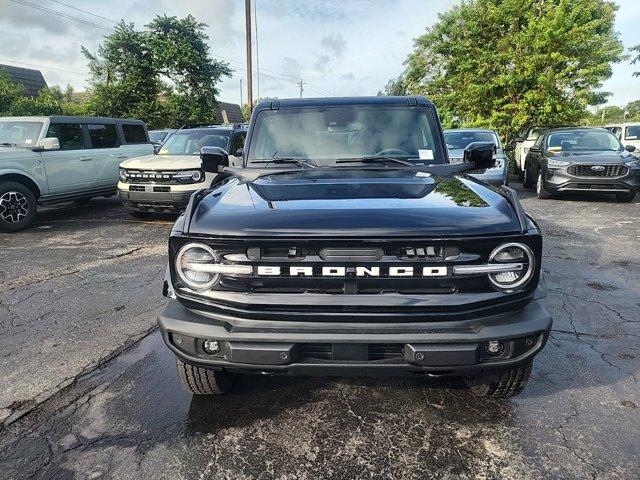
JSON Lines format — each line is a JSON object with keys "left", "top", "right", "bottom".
{"left": 615, "top": 191, "right": 636, "bottom": 203}
{"left": 0, "top": 181, "right": 37, "bottom": 232}
{"left": 536, "top": 171, "right": 551, "bottom": 199}
{"left": 176, "top": 358, "right": 236, "bottom": 395}
{"left": 522, "top": 164, "right": 534, "bottom": 189}
{"left": 464, "top": 361, "right": 532, "bottom": 398}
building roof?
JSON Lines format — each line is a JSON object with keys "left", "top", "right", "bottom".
{"left": 0, "top": 64, "right": 47, "bottom": 97}
{"left": 214, "top": 101, "right": 244, "bottom": 124}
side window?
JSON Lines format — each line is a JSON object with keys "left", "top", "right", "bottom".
{"left": 46, "top": 123, "right": 85, "bottom": 150}
{"left": 231, "top": 131, "right": 246, "bottom": 154}
{"left": 87, "top": 124, "right": 120, "bottom": 149}
{"left": 121, "top": 123, "right": 148, "bottom": 144}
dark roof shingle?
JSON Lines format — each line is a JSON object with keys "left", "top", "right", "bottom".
{"left": 0, "top": 64, "right": 47, "bottom": 97}
{"left": 214, "top": 101, "right": 244, "bottom": 124}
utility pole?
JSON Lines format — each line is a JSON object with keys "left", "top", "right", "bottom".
{"left": 297, "top": 79, "right": 305, "bottom": 98}
{"left": 245, "top": 0, "right": 253, "bottom": 116}
{"left": 253, "top": 0, "right": 260, "bottom": 100}
{"left": 239, "top": 78, "right": 243, "bottom": 107}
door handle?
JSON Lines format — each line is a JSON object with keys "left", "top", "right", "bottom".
{"left": 79, "top": 157, "right": 92, "bottom": 161}
{"left": 115, "top": 154, "right": 127, "bottom": 159}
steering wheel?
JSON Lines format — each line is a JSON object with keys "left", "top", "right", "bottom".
{"left": 375, "top": 148, "right": 410, "bottom": 157}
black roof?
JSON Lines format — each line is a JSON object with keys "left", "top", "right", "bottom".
{"left": 255, "top": 96, "right": 436, "bottom": 110}
{"left": 214, "top": 102, "right": 244, "bottom": 124}
{"left": 0, "top": 64, "right": 47, "bottom": 97}
{"left": 48, "top": 115, "right": 145, "bottom": 124}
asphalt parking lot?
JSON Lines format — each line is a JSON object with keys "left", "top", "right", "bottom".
{"left": 0, "top": 183, "right": 639, "bottom": 479}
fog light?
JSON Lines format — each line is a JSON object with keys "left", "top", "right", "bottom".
{"left": 203, "top": 339, "right": 221, "bottom": 354}
{"left": 485, "top": 340, "right": 505, "bottom": 356}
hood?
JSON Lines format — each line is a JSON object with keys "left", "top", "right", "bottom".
{"left": 188, "top": 169, "right": 521, "bottom": 237}
{"left": 120, "top": 153, "right": 200, "bottom": 170}
{"left": 0, "top": 146, "right": 38, "bottom": 160}
{"left": 548, "top": 150, "right": 633, "bottom": 164}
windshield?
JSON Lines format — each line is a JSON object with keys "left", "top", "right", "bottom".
{"left": 247, "top": 106, "right": 443, "bottom": 166}
{"left": 0, "top": 121, "right": 43, "bottom": 147}
{"left": 159, "top": 129, "right": 230, "bottom": 155}
{"left": 625, "top": 125, "right": 640, "bottom": 140}
{"left": 444, "top": 131, "right": 498, "bottom": 150}
{"left": 149, "top": 131, "right": 168, "bottom": 143}
{"left": 547, "top": 130, "right": 621, "bottom": 152}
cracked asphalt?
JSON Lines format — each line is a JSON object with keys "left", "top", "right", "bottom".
{"left": 0, "top": 182, "right": 639, "bottom": 479}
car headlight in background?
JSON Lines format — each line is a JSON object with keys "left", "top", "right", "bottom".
{"left": 624, "top": 159, "right": 639, "bottom": 167}
{"left": 175, "top": 243, "right": 252, "bottom": 291}
{"left": 453, "top": 242, "right": 535, "bottom": 292}
{"left": 119, "top": 168, "right": 128, "bottom": 182}
{"left": 547, "top": 158, "right": 572, "bottom": 167}
{"left": 174, "top": 170, "right": 204, "bottom": 183}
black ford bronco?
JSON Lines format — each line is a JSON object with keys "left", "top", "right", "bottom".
{"left": 159, "top": 96, "right": 552, "bottom": 398}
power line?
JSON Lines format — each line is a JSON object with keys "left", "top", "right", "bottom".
{"left": 0, "top": 58, "right": 88, "bottom": 77}
{"left": 9, "top": 0, "right": 115, "bottom": 32}
{"left": 47, "top": 0, "right": 120, "bottom": 25}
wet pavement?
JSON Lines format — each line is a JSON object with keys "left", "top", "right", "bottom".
{"left": 0, "top": 182, "right": 639, "bottom": 479}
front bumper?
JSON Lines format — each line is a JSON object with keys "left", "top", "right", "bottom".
{"left": 118, "top": 186, "right": 195, "bottom": 213}
{"left": 158, "top": 299, "right": 552, "bottom": 376}
{"left": 544, "top": 165, "right": 639, "bottom": 194}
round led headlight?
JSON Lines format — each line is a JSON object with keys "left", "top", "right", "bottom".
{"left": 487, "top": 242, "right": 535, "bottom": 291}
{"left": 119, "top": 168, "right": 128, "bottom": 182}
{"left": 175, "top": 243, "right": 220, "bottom": 291}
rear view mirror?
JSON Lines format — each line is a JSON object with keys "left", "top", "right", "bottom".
{"left": 200, "top": 146, "right": 229, "bottom": 173}
{"left": 625, "top": 144, "right": 636, "bottom": 153}
{"left": 463, "top": 141, "right": 495, "bottom": 170}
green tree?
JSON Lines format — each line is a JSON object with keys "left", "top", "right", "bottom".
{"left": 0, "top": 71, "right": 81, "bottom": 116}
{"left": 0, "top": 71, "right": 25, "bottom": 113}
{"left": 404, "top": 0, "right": 624, "bottom": 140}
{"left": 378, "top": 75, "right": 407, "bottom": 96}
{"left": 82, "top": 15, "right": 231, "bottom": 128}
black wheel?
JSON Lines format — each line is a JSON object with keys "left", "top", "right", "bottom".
{"left": 0, "top": 181, "right": 37, "bottom": 232}
{"left": 522, "top": 164, "right": 534, "bottom": 189}
{"left": 615, "top": 191, "right": 636, "bottom": 203}
{"left": 464, "top": 362, "right": 532, "bottom": 398}
{"left": 536, "top": 171, "right": 551, "bottom": 199}
{"left": 176, "top": 358, "right": 236, "bottom": 395}
{"left": 128, "top": 210, "right": 152, "bottom": 219}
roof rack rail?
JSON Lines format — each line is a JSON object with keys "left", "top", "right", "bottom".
{"left": 178, "top": 123, "right": 221, "bottom": 130}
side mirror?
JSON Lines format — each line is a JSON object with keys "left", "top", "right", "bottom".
{"left": 200, "top": 146, "right": 229, "bottom": 173}
{"left": 38, "top": 137, "right": 60, "bottom": 151}
{"left": 463, "top": 141, "right": 495, "bottom": 170}
{"left": 153, "top": 144, "right": 162, "bottom": 154}
{"left": 625, "top": 144, "right": 636, "bottom": 153}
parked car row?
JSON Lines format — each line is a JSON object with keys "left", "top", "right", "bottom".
{"left": 0, "top": 115, "right": 247, "bottom": 232}
{"left": 510, "top": 126, "right": 639, "bottom": 202}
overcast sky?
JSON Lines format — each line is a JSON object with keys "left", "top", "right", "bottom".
{"left": 1, "top": 0, "right": 639, "bottom": 107}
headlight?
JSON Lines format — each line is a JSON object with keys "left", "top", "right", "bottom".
{"left": 174, "top": 170, "right": 203, "bottom": 183}
{"left": 487, "top": 243, "right": 535, "bottom": 291}
{"left": 119, "top": 168, "right": 128, "bottom": 182}
{"left": 624, "top": 159, "right": 639, "bottom": 167}
{"left": 175, "top": 243, "right": 252, "bottom": 291}
{"left": 547, "top": 158, "right": 571, "bottom": 167}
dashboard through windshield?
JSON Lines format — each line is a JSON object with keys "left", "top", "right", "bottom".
{"left": 159, "top": 129, "right": 230, "bottom": 155}
{"left": 247, "top": 106, "right": 444, "bottom": 166}
{"left": 0, "top": 121, "right": 43, "bottom": 148}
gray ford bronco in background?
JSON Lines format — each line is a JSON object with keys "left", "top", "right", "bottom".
{"left": 159, "top": 96, "right": 552, "bottom": 399}
{"left": 0, "top": 116, "right": 153, "bottom": 232}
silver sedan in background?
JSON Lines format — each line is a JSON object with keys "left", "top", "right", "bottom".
{"left": 444, "top": 128, "right": 509, "bottom": 186}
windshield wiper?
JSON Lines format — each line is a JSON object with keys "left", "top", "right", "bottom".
{"left": 251, "top": 158, "right": 317, "bottom": 169}
{"left": 336, "top": 156, "right": 418, "bottom": 167}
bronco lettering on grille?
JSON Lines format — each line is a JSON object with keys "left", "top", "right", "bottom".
{"left": 256, "top": 266, "right": 448, "bottom": 277}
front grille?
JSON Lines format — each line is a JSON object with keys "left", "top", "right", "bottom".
{"left": 297, "top": 344, "right": 404, "bottom": 361}
{"left": 153, "top": 186, "right": 171, "bottom": 192}
{"left": 129, "top": 185, "right": 145, "bottom": 192}
{"left": 568, "top": 164, "right": 628, "bottom": 177}
{"left": 125, "top": 170, "right": 199, "bottom": 184}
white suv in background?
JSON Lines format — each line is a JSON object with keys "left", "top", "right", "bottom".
{"left": 117, "top": 124, "right": 247, "bottom": 217}
{"left": 0, "top": 116, "right": 153, "bottom": 232}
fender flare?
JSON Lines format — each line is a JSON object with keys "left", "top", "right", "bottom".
{"left": 0, "top": 170, "right": 44, "bottom": 198}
